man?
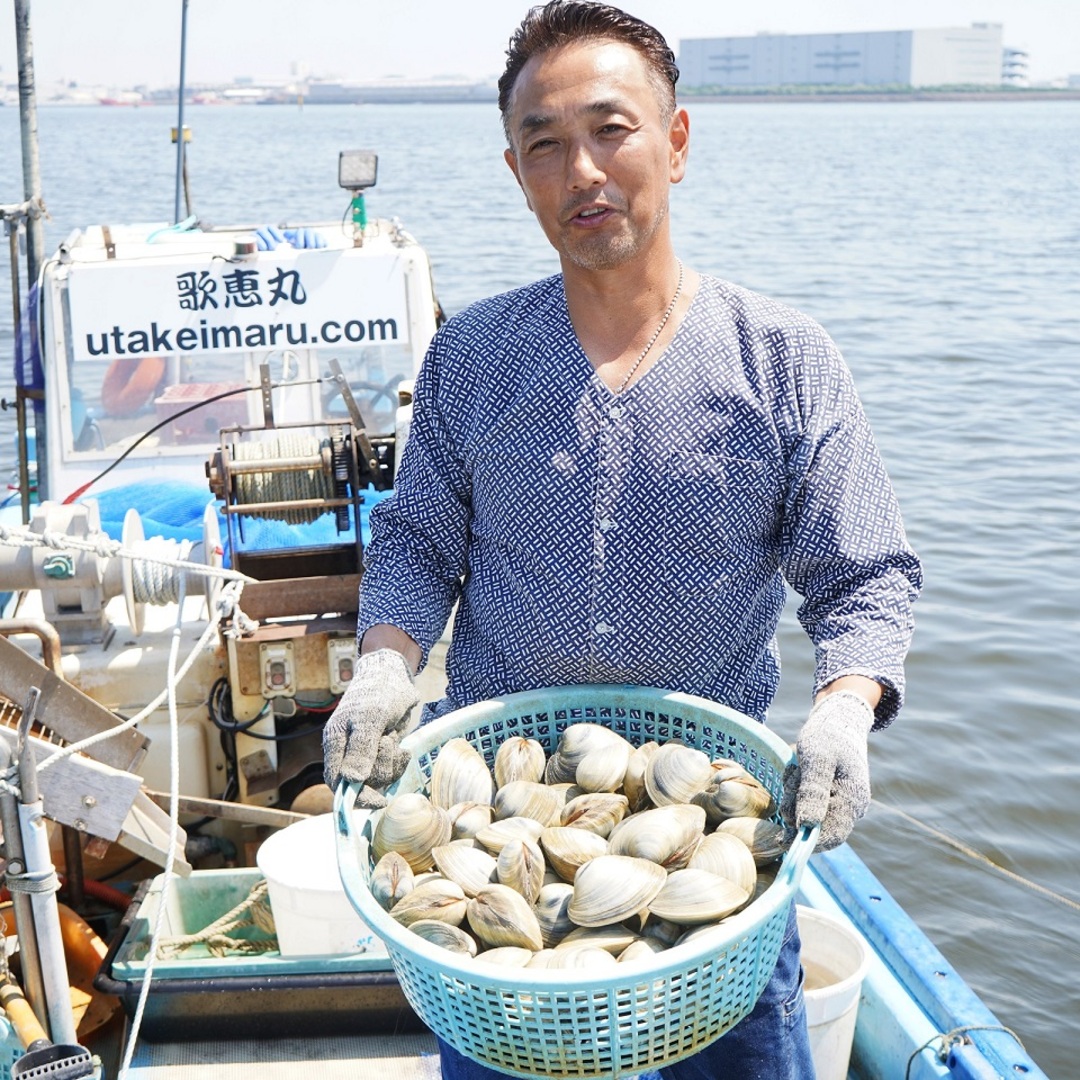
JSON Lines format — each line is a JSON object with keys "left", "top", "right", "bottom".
{"left": 324, "top": 2, "right": 921, "bottom": 1076}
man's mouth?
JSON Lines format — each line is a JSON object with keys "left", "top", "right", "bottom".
{"left": 570, "top": 204, "right": 615, "bottom": 226}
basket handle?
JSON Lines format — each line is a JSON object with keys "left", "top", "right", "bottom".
{"left": 776, "top": 823, "right": 818, "bottom": 887}
{"left": 333, "top": 780, "right": 376, "bottom": 894}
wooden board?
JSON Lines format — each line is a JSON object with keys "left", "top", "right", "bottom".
{"left": 0, "top": 636, "right": 148, "bottom": 772}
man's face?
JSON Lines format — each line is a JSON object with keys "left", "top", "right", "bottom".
{"left": 504, "top": 39, "right": 689, "bottom": 273}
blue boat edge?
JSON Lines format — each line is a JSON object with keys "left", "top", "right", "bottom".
{"left": 800, "top": 845, "right": 1045, "bottom": 1079}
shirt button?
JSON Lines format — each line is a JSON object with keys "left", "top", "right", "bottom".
{"left": 599, "top": 517, "right": 615, "bottom": 532}
{"left": 595, "top": 622, "right": 614, "bottom": 636}
{"left": 607, "top": 405, "right": 624, "bottom": 420}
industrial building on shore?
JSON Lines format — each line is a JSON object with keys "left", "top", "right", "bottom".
{"left": 677, "top": 24, "right": 1017, "bottom": 90}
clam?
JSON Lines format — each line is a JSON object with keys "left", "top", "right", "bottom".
{"left": 687, "top": 831, "right": 758, "bottom": 895}
{"left": 431, "top": 840, "right": 499, "bottom": 897}
{"left": 448, "top": 801, "right": 494, "bottom": 840}
{"left": 429, "top": 738, "right": 496, "bottom": 809}
{"left": 607, "top": 804, "right": 706, "bottom": 869}
{"left": 370, "top": 851, "right": 414, "bottom": 911}
{"left": 617, "top": 937, "right": 667, "bottom": 964}
{"left": 494, "top": 736, "right": 547, "bottom": 788}
{"left": 494, "top": 780, "right": 564, "bottom": 826}
{"left": 640, "top": 916, "right": 683, "bottom": 948}
{"left": 475, "top": 816, "right": 544, "bottom": 853}
{"left": 556, "top": 924, "right": 641, "bottom": 956}
{"left": 575, "top": 743, "right": 632, "bottom": 793}
{"left": 648, "top": 868, "right": 750, "bottom": 925}
{"left": 526, "top": 949, "right": 560, "bottom": 969}
{"left": 534, "top": 881, "right": 575, "bottom": 947}
{"left": 567, "top": 855, "right": 667, "bottom": 928}
{"left": 466, "top": 884, "right": 544, "bottom": 951}
{"left": 715, "top": 817, "right": 788, "bottom": 866}
{"left": 752, "top": 860, "right": 780, "bottom": 901}
{"left": 623, "top": 741, "right": 659, "bottom": 813}
{"left": 559, "top": 793, "right": 630, "bottom": 838}
{"left": 474, "top": 946, "right": 536, "bottom": 968}
{"left": 545, "top": 724, "right": 633, "bottom": 785}
{"left": 691, "top": 766, "right": 775, "bottom": 825}
{"left": 496, "top": 838, "right": 545, "bottom": 904}
{"left": 409, "top": 919, "right": 478, "bottom": 956}
{"left": 372, "top": 792, "right": 452, "bottom": 872}
{"left": 644, "top": 742, "right": 714, "bottom": 806}
{"left": 673, "top": 922, "right": 732, "bottom": 950}
{"left": 389, "top": 878, "right": 468, "bottom": 928}
{"left": 539, "top": 826, "right": 609, "bottom": 883}
{"left": 545, "top": 946, "right": 618, "bottom": 969}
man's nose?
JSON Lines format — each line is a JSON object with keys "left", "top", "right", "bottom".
{"left": 566, "top": 140, "right": 605, "bottom": 188}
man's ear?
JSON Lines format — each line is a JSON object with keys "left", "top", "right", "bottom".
{"left": 668, "top": 107, "right": 690, "bottom": 184}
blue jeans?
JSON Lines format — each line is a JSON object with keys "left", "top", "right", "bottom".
{"left": 437, "top": 903, "right": 814, "bottom": 1080}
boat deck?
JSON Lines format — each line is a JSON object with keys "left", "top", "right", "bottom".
{"left": 125, "top": 1033, "right": 441, "bottom": 1080}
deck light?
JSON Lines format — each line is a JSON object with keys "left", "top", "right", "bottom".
{"left": 339, "top": 150, "right": 378, "bottom": 246}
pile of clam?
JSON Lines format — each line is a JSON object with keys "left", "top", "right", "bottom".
{"left": 367, "top": 724, "right": 788, "bottom": 970}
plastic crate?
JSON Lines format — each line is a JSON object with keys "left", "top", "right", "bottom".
{"left": 96, "top": 868, "right": 424, "bottom": 1041}
{"left": 335, "top": 684, "right": 816, "bottom": 1079}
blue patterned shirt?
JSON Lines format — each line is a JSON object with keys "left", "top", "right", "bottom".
{"left": 358, "top": 274, "right": 921, "bottom": 726}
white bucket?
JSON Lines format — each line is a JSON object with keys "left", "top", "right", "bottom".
{"left": 797, "top": 905, "right": 870, "bottom": 1080}
{"left": 256, "top": 813, "right": 389, "bottom": 958}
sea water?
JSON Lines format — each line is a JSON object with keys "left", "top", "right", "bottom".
{"left": 1, "top": 100, "right": 1078, "bottom": 1074}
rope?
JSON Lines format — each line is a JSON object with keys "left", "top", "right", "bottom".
{"left": 5, "top": 867, "right": 60, "bottom": 895}
{"left": 871, "top": 799, "right": 1080, "bottom": 914}
{"left": 118, "top": 574, "right": 187, "bottom": 1080}
{"left": 156, "top": 879, "right": 278, "bottom": 958}
{"left": 905, "top": 1024, "right": 1028, "bottom": 1078}
{"left": 36, "top": 579, "right": 247, "bottom": 773}
{"left": 129, "top": 537, "right": 194, "bottom": 606}
{"left": 0, "top": 522, "right": 252, "bottom": 587}
{"left": 230, "top": 433, "right": 334, "bottom": 524}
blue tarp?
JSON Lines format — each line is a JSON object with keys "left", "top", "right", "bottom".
{"left": 91, "top": 479, "right": 393, "bottom": 566}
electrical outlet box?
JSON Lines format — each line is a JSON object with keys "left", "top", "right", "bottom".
{"left": 259, "top": 640, "right": 296, "bottom": 699}
{"left": 327, "top": 638, "right": 356, "bottom": 695}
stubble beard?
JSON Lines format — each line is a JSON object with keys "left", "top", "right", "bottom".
{"left": 559, "top": 202, "right": 669, "bottom": 272}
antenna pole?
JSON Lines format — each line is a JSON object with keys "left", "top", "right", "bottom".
{"left": 174, "top": 0, "right": 190, "bottom": 223}
{"left": 13, "top": 0, "right": 45, "bottom": 284}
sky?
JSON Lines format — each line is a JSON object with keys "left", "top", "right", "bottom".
{"left": 2, "top": 0, "right": 1078, "bottom": 89}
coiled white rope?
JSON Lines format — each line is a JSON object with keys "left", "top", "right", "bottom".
{"left": 128, "top": 537, "right": 194, "bottom": 606}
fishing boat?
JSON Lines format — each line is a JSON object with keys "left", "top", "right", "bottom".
{"left": 0, "top": 7, "right": 1049, "bottom": 1080}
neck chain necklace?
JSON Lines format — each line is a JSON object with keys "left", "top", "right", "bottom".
{"left": 614, "top": 260, "right": 684, "bottom": 395}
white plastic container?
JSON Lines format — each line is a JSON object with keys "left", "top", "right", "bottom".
{"left": 797, "top": 904, "right": 870, "bottom": 1080}
{"left": 257, "top": 814, "right": 389, "bottom": 958}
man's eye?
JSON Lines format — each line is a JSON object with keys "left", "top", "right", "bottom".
{"left": 526, "top": 138, "right": 556, "bottom": 153}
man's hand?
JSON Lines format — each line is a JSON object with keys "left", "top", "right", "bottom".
{"left": 322, "top": 649, "right": 418, "bottom": 799}
{"left": 781, "top": 689, "right": 875, "bottom": 851}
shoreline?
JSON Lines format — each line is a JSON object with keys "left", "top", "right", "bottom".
{"left": 679, "top": 89, "right": 1080, "bottom": 104}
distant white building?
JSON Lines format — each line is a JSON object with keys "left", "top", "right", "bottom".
{"left": 677, "top": 25, "right": 1005, "bottom": 89}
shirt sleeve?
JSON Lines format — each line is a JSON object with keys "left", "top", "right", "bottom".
{"left": 778, "top": 329, "right": 923, "bottom": 727}
{"left": 356, "top": 329, "right": 471, "bottom": 669}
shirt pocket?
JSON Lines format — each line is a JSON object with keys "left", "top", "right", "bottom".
{"left": 661, "top": 451, "right": 780, "bottom": 598}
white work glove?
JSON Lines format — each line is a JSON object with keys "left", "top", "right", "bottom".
{"left": 780, "top": 690, "right": 875, "bottom": 851}
{"left": 322, "top": 649, "right": 417, "bottom": 807}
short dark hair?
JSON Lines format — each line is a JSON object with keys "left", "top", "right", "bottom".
{"left": 499, "top": 1, "right": 679, "bottom": 144}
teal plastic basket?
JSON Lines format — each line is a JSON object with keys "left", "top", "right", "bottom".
{"left": 335, "top": 684, "right": 815, "bottom": 1079}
